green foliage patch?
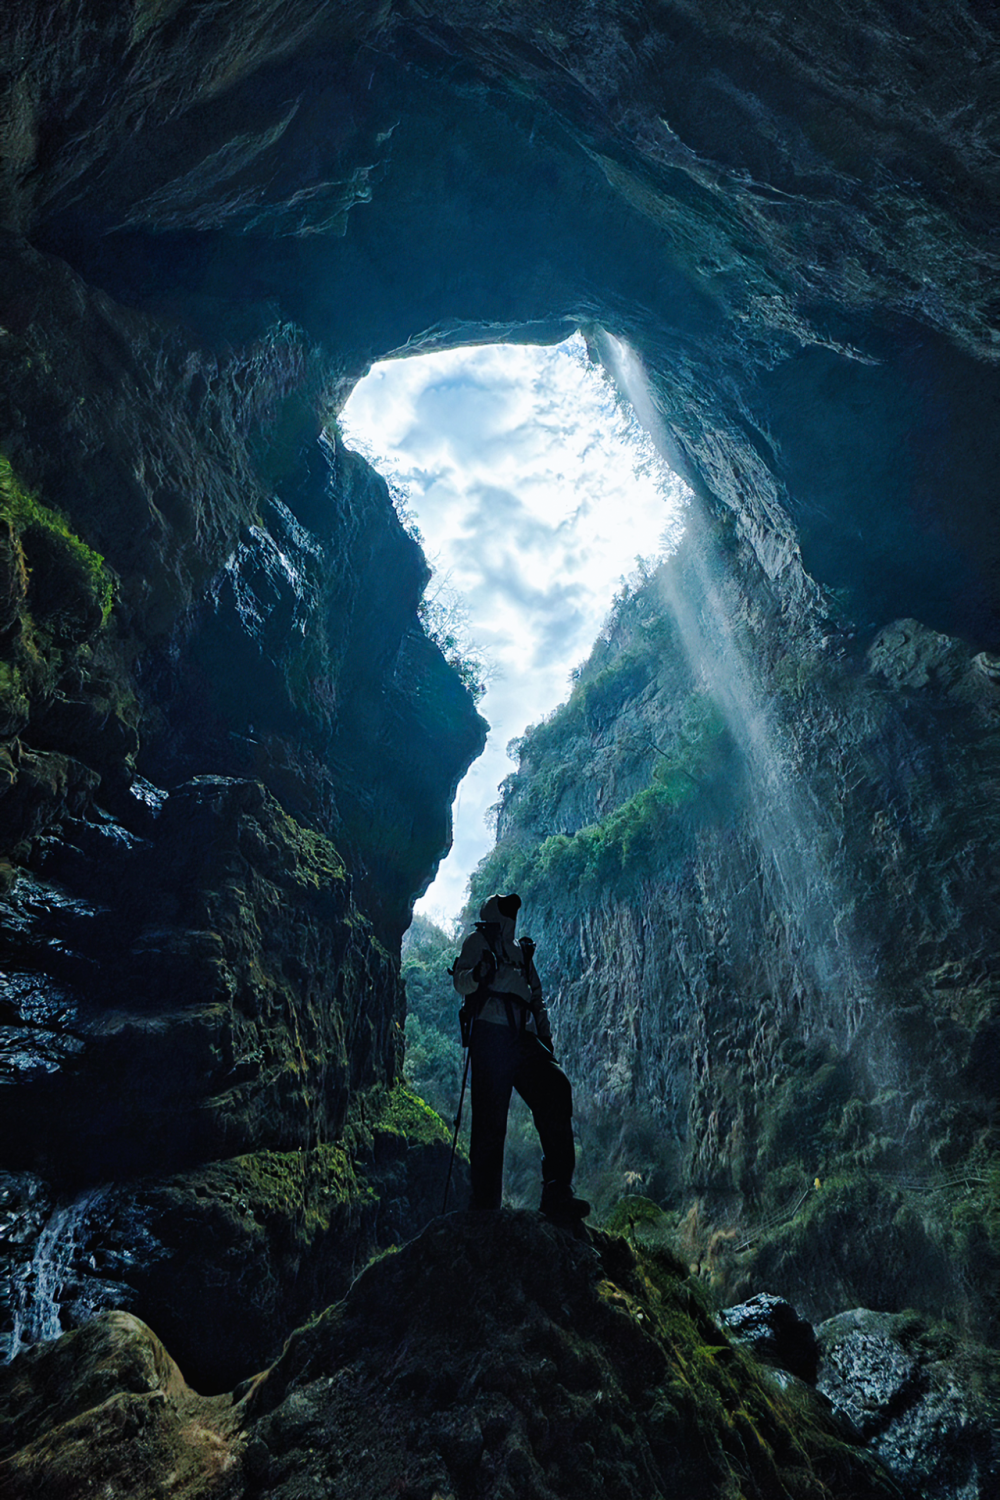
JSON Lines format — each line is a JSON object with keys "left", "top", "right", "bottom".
{"left": 401, "top": 915, "right": 464, "bottom": 1122}
{"left": 373, "top": 1080, "right": 451, "bottom": 1151}
{"left": 757, "top": 1044, "right": 854, "bottom": 1175}
{"left": 602, "top": 1194, "right": 674, "bottom": 1247}
{"left": 209, "top": 1142, "right": 372, "bottom": 1247}
{"left": 0, "top": 452, "right": 113, "bottom": 627}
{"left": 471, "top": 695, "right": 725, "bottom": 912}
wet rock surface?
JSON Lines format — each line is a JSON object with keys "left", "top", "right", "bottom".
{"left": 0, "top": 776, "right": 399, "bottom": 1183}
{"left": 5, "top": 1220, "right": 997, "bottom": 1500}
{"left": 0, "top": 231, "right": 482, "bottom": 1390}
{"left": 1, "top": 1219, "right": 881, "bottom": 1500}
{"left": 0, "top": 1091, "right": 466, "bottom": 1393}
{"left": 719, "top": 1292, "right": 820, "bottom": 1386}
{"left": 816, "top": 1309, "right": 1000, "bottom": 1500}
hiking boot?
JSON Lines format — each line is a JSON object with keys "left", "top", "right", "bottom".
{"left": 540, "top": 1182, "right": 591, "bottom": 1221}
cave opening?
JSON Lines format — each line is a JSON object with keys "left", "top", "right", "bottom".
{"left": 341, "top": 331, "right": 691, "bottom": 922}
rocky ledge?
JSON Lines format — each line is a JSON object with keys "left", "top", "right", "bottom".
{"left": 0, "top": 1210, "right": 911, "bottom": 1500}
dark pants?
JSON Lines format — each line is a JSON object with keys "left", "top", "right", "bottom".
{"left": 469, "top": 1022, "right": 575, "bottom": 1210}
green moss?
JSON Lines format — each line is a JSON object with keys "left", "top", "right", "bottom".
{"left": 623, "top": 1240, "right": 898, "bottom": 1497}
{"left": 372, "top": 1081, "right": 450, "bottom": 1150}
{"left": 0, "top": 453, "right": 114, "bottom": 626}
{"left": 281, "top": 814, "right": 347, "bottom": 890}
{"left": 472, "top": 764, "right": 702, "bottom": 909}
{"left": 472, "top": 686, "right": 728, "bottom": 913}
{"left": 217, "top": 1141, "right": 372, "bottom": 1243}
{"left": 0, "top": 661, "right": 29, "bottom": 725}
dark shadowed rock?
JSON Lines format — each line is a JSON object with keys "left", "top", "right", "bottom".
{"left": 236, "top": 1211, "right": 898, "bottom": 1500}
{"left": 816, "top": 1308, "right": 1000, "bottom": 1500}
{"left": 719, "top": 1292, "right": 820, "bottom": 1385}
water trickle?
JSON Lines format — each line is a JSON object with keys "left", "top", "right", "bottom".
{"left": 6, "top": 1187, "right": 104, "bottom": 1359}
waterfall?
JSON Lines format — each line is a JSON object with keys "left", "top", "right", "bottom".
{"left": 6, "top": 1187, "right": 104, "bottom": 1360}
{"left": 597, "top": 329, "right": 876, "bottom": 1034}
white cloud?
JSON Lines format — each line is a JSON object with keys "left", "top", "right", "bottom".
{"left": 340, "top": 334, "right": 691, "bottom": 926}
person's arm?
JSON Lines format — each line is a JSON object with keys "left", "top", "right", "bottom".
{"left": 522, "top": 941, "right": 554, "bottom": 1048}
{"left": 452, "top": 930, "right": 492, "bottom": 997}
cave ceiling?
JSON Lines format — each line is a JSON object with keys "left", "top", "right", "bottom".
{"left": 6, "top": 0, "right": 1000, "bottom": 645}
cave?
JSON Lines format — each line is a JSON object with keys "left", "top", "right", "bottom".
{"left": 1, "top": 5, "right": 998, "bottom": 1497}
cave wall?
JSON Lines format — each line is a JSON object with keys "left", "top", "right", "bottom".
{"left": 476, "top": 509, "right": 1000, "bottom": 1335}
{"left": 0, "top": 232, "right": 482, "bottom": 1386}
{"left": 0, "top": 0, "right": 998, "bottom": 1391}
{"left": 11, "top": 1, "right": 999, "bottom": 646}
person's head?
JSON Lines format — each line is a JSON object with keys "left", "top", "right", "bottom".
{"left": 479, "top": 892, "right": 522, "bottom": 928}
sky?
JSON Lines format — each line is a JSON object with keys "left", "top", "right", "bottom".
{"left": 340, "top": 333, "right": 691, "bottom": 926}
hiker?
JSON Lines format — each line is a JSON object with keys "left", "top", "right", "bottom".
{"left": 452, "top": 892, "right": 589, "bottom": 1221}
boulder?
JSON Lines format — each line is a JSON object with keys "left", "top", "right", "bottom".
{"left": 816, "top": 1308, "right": 1000, "bottom": 1500}
{"left": 718, "top": 1291, "right": 819, "bottom": 1385}
{"left": 239, "top": 1212, "right": 895, "bottom": 1500}
{"left": 0, "top": 1310, "right": 239, "bottom": 1500}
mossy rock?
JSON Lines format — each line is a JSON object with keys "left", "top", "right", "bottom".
{"left": 0, "top": 660, "right": 29, "bottom": 738}
{"left": 372, "top": 1082, "right": 451, "bottom": 1151}
{"left": 0, "top": 455, "right": 113, "bottom": 644}
{"left": 240, "top": 1211, "right": 899, "bottom": 1499}
{"left": 0, "top": 519, "right": 27, "bottom": 637}
{"left": 21, "top": 522, "right": 108, "bottom": 643}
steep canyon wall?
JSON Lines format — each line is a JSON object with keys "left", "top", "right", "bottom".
{"left": 476, "top": 505, "right": 1000, "bottom": 1336}
{"left": 0, "top": 235, "right": 484, "bottom": 1388}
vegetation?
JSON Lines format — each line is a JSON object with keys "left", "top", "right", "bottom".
{"left": 471, "top": 690, "right": 727, "bottom": 911}
{"left": 0, "top": 452, "right": 121, "bottom": 754}
{"left": 622, "top": 1238, "right": 899, "bottom": 1499}
{"left": 214, "top": 1141, "right": 372, "bottom": 1245}
{"left": 0, "top": 452, "right": 114, "bottom": 628}
{"left": 372, "top": 1079, "right": 451, "bottom": 1151}
{"left": 401, "top": 915, "right": 465, "bottom": 1124}
{"left": 417, "top": 572, "right": 493, "bottom": 704}
{"left": 603, "top": 1193, "right": 671, "bottom": 1242}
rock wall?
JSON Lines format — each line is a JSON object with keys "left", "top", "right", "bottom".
{"left": 0, "top": 233, "right": 483, "bottom": 1387}
{"left": 476, "top": 505, "right": 1000, "bottom": 1337}
{"left": 9, "top": 2, "right": 998, "bottom": 652}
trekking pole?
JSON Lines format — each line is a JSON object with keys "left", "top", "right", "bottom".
{"left": 441, "top": 1024, "right": 473, "bottom": 1214}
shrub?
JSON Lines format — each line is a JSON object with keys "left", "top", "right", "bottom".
{"left": 473, "top": 690, "right": 728, "bottom": 914}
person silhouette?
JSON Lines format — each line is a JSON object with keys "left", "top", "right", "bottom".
{"left": 452, "top": 892, "right": 590, "bottom": 1220}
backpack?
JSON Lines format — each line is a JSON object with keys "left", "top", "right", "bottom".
{"left": 451, "top": 922, "right": 533, "bottom": 1044}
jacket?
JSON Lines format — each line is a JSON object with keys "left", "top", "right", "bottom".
{"left": 453, "top": 895, "right": 552, "bottom": 1043}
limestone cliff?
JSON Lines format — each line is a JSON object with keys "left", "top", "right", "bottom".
{"left": 0, "top": 232, "right": 483, "bottom": 1387}
{"left": 475, "top": 507, "right": 1000, "bottom": 1339}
